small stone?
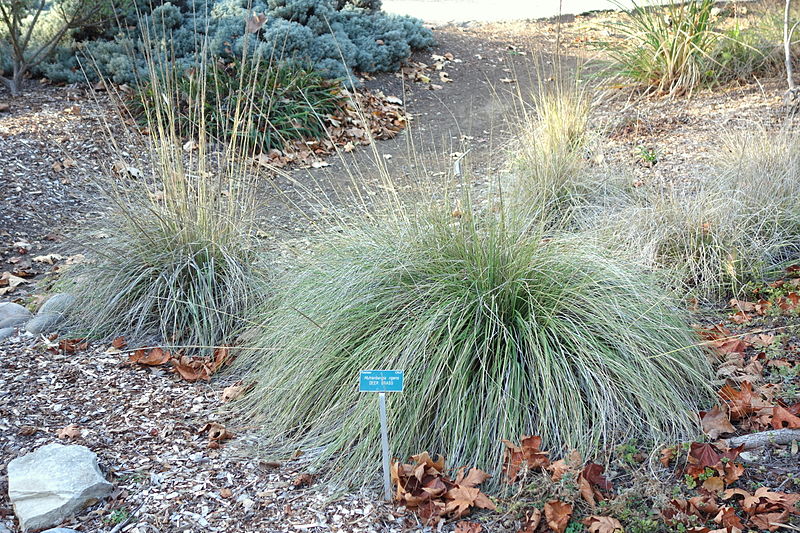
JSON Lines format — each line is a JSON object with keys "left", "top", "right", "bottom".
{"left": 8, "top": 443, "right": 112, "bottom": 532}
{"left": 25, "top": 294, "right": 75, "bottom": 335}
{"left": 0, "top": 328, "right": 15, "bottom": 342}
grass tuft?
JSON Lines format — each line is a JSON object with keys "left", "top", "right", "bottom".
{"left": 509, "top": 69, "right": 602, "bottom": 225}
{"left": 604, "top": 0, "right": 797, "bottom": 96}
{"left": 232, "top": 197, "right": 713, "bottom": 486}
{"left": 61, "top": 41, "right": 266, "bottom": 355}
{"left": 595, "top": 127, "right": 800, "bottom": 300}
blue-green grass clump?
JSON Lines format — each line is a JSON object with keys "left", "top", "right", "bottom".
{"left": 232, "top": 201, "right": 713, "bottom": 486}
{"left": 28, "top": 0, "right": 434, "bottom": 85}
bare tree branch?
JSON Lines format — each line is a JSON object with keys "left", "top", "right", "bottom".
{"left": 0, "top": 0, "right": 103, "bottom": 95}
{"left": 785, "top": 0, "right": 798, "bottom": 99}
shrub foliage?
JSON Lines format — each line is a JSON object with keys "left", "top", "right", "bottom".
{"left": 22, "top": 0, "right": 434, "bottom": 86}
{"left": 129, "top": 58, "right": 344, "bottom": 152}
{"left": 233, "top": 201, "right": 713, "bottom": 485}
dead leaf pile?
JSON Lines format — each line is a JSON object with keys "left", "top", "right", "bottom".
{"left": 248, "top": 88, "right": 404, "bottom": 170}
{"left": 125, "top": 345, "right": 233, "bottom": 382}
{"left": 664, "top": 485, "right": 800, "bottom": 532}
{"left": 391, "top": 452, "right": 495, "bottom": 524}
{"left": 501, "top": 435, "right": 550, "bottom": 482}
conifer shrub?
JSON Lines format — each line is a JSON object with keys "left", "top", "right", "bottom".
{"left": 25, "top": 0, "right": 434, "bottom": 86}
{"left": 231, "top": 196, "right": 713, "bottom": 485}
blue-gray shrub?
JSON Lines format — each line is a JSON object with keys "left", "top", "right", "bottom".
{"left": 22, "top": 0, "right": 434, "bottom": 85}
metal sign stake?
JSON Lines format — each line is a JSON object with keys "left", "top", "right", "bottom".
{"left": 379, "top": 392, "right": 391, "bottom": 501}
{"left": 359, "top": 369, "right": 404, "bottom": 503}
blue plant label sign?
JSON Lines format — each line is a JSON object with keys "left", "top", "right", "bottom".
{"left": 359, "top": 370, "right": 404, "bottom": 393}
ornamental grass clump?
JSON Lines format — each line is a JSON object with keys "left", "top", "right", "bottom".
{"left": 509, "top": 69, "right": 624, "bottom": 229}
{"left": 509, "top": 70, "right": 596, "bottom": 224}
{"left": 232, "top": 196, "right": 713, "bottom": 485}
{"left": 62, "top": 46, "right": 264, "bottom": 355}
{"left": 606, "top": 0, "right": 720, "bottom": 97}
{"left": 597, "top": 127, "right": 800, "bottom": 300}
{"left": 598, "top": 186, "right": 753, "bottom": 300}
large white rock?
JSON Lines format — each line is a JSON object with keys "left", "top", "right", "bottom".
{"left": 0, "top": 302, "right": 31, "bottom": 323}
{"left": 25, "top": 294, "right": 75, "bottom": 335}
{"left": 8, "top": 443, "right": 112, "bottom": 532}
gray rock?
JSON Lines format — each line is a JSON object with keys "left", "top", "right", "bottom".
{"left": 0, "top": 302, "right": 31, "bottom": 322}
{"left": 0, "top": 328, "right": 15, "bottom": 342}
{"left": 0, "top": 315, "right": 29, "bottom": 329}
{"left": 8, "top": 443, "right": 112, "bottom": 532}
{"left": 0, "top": 523, "right": 11, "bottom": 533}
{"left": 25, "top": 294, "right": 75, "bottom": 335}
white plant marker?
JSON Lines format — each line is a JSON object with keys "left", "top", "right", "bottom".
{"left": 359, "top": 370, "right": 404, "bottom": 501}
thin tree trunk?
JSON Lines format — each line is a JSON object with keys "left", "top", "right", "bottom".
{"left": 0, "top": 75, "right": 16, "bottom": 96}
{"left": 11, "top": 68, "right": 25, "bottom": 96}
{"left": 786, "top": 0, "right": 797, "bottom": 98}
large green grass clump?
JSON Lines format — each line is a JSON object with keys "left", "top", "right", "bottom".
{"left": 62, "top": 52, "right": 263, "bottom": 355}
{"left": 234, "top": 203, "right": 712, "bottom": 483}
{"left": 605, "top": 0, "right": 776, "bottom": 97}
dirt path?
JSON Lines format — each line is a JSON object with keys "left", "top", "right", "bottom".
{"left": 0, "top": 20, "right": 579, "bottom": 282}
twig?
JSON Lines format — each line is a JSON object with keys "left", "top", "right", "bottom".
{"left": 108, "top": 502, "right": 144, "bottom": 533}
{"left": 723, "top": 429, "right": 800, "bottom": 450}
{"left": 785, "top": 0, "right": 798, "bottom": 100}
{"left": 772, "top": 523, "right": 800, "bottom": 532}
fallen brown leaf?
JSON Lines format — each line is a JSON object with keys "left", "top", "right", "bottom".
{"left": 57, "top": 424, "right": 81, "bottom": 439}
{"left": 221, "top": 384, "right": 245, "bottom": 402}
{"left": 582, "top": 515, "right": 624, "bottom": 533}
{"left": 454, "top": 521, "right": 482, "bottom": 533}
{"left": 517, "top": 508, "right": 542, "bottom": 533}
{"left": 128, "top": 347, "right": 171, "bottom": 366}
{"left": 292, "top": 473, "right": 314, "bottom": 488}
{"left": 701, "top": 405, "right": 736, "bottom": 439}
{"left": 544, "top": 500, "right": 573, "bottom": 533}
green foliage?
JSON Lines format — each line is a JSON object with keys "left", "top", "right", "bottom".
{"left": 637, "top": 145, "right": 658, "bottom": 164}
{"left": 604, "top": 0, "right": 724, "bottom": 96}
{"left": 708, "top": 23, "right": 775, "bottom": 82}
{"left": 232, "top": 196, "right": 712, "bottom": 486}
{"left": 63, "top": 52, "right": 264, "bottom": 356}
{"left": 24, "top": 0, "right": 434, "bottom": 86}
{"left": 104, "top": 508, "right": 130, "bottom": 525}
{"left": 129, "top": 58, "right": 344, "bottom": 152}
